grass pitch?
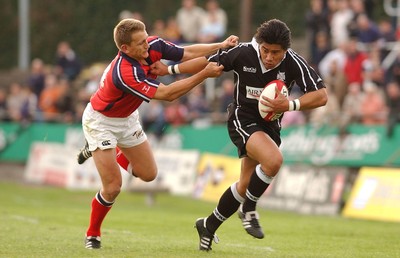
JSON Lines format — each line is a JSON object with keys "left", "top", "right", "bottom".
{"left": 0, "top": 182, "right": 399, "bottom": 258}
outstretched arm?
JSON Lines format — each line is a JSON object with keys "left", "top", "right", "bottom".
{"left": 153, "top": 62, "right": 223, "bottom": 102}
{"left": 150, "top": 57, "right": 209, "bottom": 77}
{"left": 181, "top": 35, "right": 238, "bottom": 61}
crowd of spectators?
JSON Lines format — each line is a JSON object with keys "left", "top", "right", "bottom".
{"left": 1, "top": 0, "right": 399, "bottom": 139}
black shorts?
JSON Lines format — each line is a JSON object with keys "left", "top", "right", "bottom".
{"left": 227, "top": 103, "right": 281, "bottom": 158}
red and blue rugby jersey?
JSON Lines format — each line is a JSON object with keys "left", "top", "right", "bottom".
{"left": 90, "top": 36, "right": 184, "bottom": 117}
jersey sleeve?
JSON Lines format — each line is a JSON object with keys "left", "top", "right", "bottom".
{"left": 207, "top": 44, "right": 243, "bottom": 72}
{"left": 287, "top": 49, "right": 325, "bottom": 93}
{"left": 112, "top": 57, "right": 159, "bottom": 102}
{"left": 148, "top": 36, "right": 184, "bottom": 63}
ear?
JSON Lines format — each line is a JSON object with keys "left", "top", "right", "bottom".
{"left": 120, "top": 44, "right": 129, "bottom": 53}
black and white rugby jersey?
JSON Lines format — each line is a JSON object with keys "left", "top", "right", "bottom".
{"left": 208, "top": 38, "right": 325, "bottom": 115}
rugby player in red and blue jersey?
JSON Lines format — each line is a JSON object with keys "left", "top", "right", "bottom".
{"left": 81, "top": 18, "right": 238, "bottom": 249}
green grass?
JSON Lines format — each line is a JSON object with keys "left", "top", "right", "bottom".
{"left": 1, "top": 182, "right": 399, "bottom": 258}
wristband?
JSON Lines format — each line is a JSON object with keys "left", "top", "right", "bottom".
{"left": 168, "top": 65, "right": 173, "bottom": 75}
{"left": 168, "top": 64, "right": 181, "bottom": 75}
{"left": 173, "top": 64, "right": 180, "bottom": 74}
{"left": 288, "top": 99, "right": 301, "bottom": 111}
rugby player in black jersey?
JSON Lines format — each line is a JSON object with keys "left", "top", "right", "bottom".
{"left": 152, "top": 18, "right": 328, "bottom": 251}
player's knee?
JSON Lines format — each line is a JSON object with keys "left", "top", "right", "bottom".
{"left": 137, "top": 168, "right": 158, "bottom": 182}
{"left": 261, "top": 153, "right": 283, "bottom": 176}
{"left": 103, "top": 185, "right": 121, "bottom": 200}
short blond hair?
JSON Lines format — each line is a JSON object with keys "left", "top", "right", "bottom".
{"left": 113, "top": 19, "right": 146, "bottom": 50}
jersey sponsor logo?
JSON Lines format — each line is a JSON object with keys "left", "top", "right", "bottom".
{"left": 246, "top": 86, "right": 263, "bottom": 99}
{"left": 101, "top": 140, "right": 111, "bottom": 146}
{"left": 243, "top": 66, "right": 257, "bottom": 73}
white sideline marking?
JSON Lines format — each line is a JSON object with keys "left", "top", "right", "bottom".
{"left": 10, "top": 215, "right": 39, "bottom": 224}
{"left": 225, "top": 243, "right": 275, "bottom": 252}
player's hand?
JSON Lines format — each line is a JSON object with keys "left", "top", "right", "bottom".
{"left": 150, "top": 61, "right": 168, "bottom": 76}
{"left": 260, "top": 86, "right": 289, "bottom": 113}
{"left": 203, "top": 62, "right": 224, "bottom": 78}
{"left": 221, "top": 35, "right": 239, "bottom": 49}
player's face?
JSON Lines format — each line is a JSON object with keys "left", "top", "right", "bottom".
{"left": 123, "top": 30, "right": 149, "bottom": 61}
{"left": 259, "top": 43, "right": 286, "bottom": 70}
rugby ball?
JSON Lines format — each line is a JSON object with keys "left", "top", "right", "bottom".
{"left": 258, "top": 80, "right": 288, "bottom": 121}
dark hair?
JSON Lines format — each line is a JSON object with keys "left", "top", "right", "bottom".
{"left": 255, "top": 19, "right": 291, "bottom": 50}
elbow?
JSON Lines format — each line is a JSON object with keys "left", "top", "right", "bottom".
{"left": 321, "top": 94, "right": 328, "bottom": 106}
{"left": 163, "top": 92, "right": 178, "bottom": 102}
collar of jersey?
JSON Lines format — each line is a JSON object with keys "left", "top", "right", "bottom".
{"left": 251, "top": 38, "right": 285, "bottom": 73}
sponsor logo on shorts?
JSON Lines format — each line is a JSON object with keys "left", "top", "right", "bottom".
{"left": 132, "top": 130, "right": 144, "bottom": 139}
{"left": 246, "top": 123, "right": 257, "bottom": 128}
{"left": 101, "top": 140, "right": 111, "bottom": 146}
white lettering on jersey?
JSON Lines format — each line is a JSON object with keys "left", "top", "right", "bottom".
{"left": 246, "top": 86, "right": 263, "bottom": 99}
{"left": 243, "top": 66, "right": 257, "bottom": 73}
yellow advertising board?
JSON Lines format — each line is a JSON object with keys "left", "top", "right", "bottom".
{"left": 342, "top": 167, "right": 400, "bottom": 222}
{"left": 194, "top": 153, "right": 241, "bottom": 202}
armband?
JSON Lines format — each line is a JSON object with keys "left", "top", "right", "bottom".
{"left": 288, "top": 99, "right": 301, "bottom": 111}
{"left": 168, "top": 64, "right": 181, "bottom": 75}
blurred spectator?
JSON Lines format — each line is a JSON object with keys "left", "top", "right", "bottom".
{"left": 20, "top": 86, "right": 38, "bottom": 122}
{"left": 385, "top": 81, "right": 400, "bottom": 137}
{"left": 312, "top": 31, "right": 331, "bottom": 70}
{"left": 309, "top": 86, "right": 341, "bottom": 127}
{"left": 164, "top": 17, "right": 182, "bottom": 44}
{"left": 343, "top": 37, "right": 368, "bottom": 84}
{"left": 186, "top": 86, "right": 210, "bottom": 122}
{"left": 305, "top": 0, "right": 331, "bottom": 68}
{"left": 218, "top": 78, "right": 234, "bottom": 113}
{"left": 353, "top": 13, "right": 380, "bottom": 45}
{"left": 330, "top": 0, "right": 353, "bottom": 48}
{"left": 139, "top": 100, "right": 167, "bottom": 140}
{"left": 318, "top": 41, "right": 347, "bottom": 79}
{"left": 6, "top": 82, "right": 28, "bottom": 122}
{"left": 211, "top": 78, "right": 234, "bottom": 123}
{"left": 119, "top": 10, "right": 144, "bottom": 22}
{"left": 38, "top": 73, "right": 65, "bottom": 122}
{"left": 360, "top": 82, "right": 388, "bottom": 125}
{"left": 197, "top": 0, "right": 227, "bottom": 43}
{"left": 340, "top": 82, "right": 365, "bottom": 129}
{"left": 55, "top": 41, "right": 82, "bottom": 81}
{"left": 176, "top": 0, "right": 205, "bottom": 43}
{"left": 323, "top": 58, "right": 348, "bottom": 108}
{"left": 150, "top": 19, "right": 167, "bottom": 39}
{"left": 0, "top": 89, "right": 8, "bottom": 121}
{"left": 55, "top": 77, "right": 75, "bottom": 123}
{"left": 164, "top": 99, "right": 189, "bottom": 126}
{"left": 361, "top": 45, "right": 385, "bottom": 87}
{"left": 27, "top": 58, "right": 46, "bottom": 100}
{"left": 347, "top": 0, "right": 367, "bottom": 38}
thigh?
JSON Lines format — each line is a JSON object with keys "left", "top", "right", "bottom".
{"left": 246, "top": 131, "right": 283, "bottom": 176}
{"left": 119, "top": 140, "right": 157, "bottom": 182}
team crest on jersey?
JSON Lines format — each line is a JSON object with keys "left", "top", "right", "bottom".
{"left": 142, "top": 85, "right": 151, "bottom": 94}
{"left": 243, "top": 66, "right": 257, "bottom": 73}
{"left": 246, "top": 86, "right": 263, "bottom": 99}
{"left": 277, "top": 72, "right": 285, "bottom": 81}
